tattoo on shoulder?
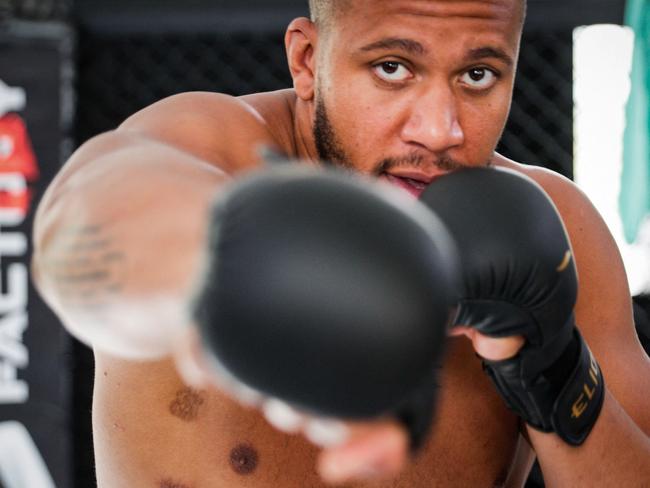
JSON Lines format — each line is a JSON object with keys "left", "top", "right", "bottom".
{"left": 169, "top": 387, "right": 206, "bottom": 422}
{"left": 44, "top": 224, "right": 126, "bottom": 308}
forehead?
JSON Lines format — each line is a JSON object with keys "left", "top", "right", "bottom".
{"left": 342, "top": 0, "right": 520, "bottom": 20}
{"left": 330, "top": 0, "right": 521, "bottom": 49}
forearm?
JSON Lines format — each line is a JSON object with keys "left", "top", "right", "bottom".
{"left": 33, "top": 135, "right": 229, "bottom": 359}
{"left": 529, "top": 389, "right": 650, "bottom": 486}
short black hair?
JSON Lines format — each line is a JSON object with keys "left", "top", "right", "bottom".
{"left": 308, "top": 0, "right": 527, "bottom": 30}
{"left": 308, "top": 0, "right": 349, "bottom": 29}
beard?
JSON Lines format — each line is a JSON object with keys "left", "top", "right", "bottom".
{"left": 313, "top": 93, "right": 353, "bottom": 169}
{"left": 313, "top": 93, "right": 468, "bottom": 175}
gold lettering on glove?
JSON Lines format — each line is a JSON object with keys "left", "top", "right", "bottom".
{"left": 571, "top": 352, "right": 600, "bottom": 419}
{"left": 556, "top": 250, "right": 572, "bottom": 273}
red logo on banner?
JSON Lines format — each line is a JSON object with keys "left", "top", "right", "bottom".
{"left": 0, "top": 113, "right": 39, "bottom": 217}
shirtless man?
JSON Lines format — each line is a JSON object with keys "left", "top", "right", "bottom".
{"left": 32, "top": 0, "right": 650, "bottom": 486}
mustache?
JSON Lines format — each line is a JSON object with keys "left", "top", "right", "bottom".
{"left": 373, "top": 152, "right": 466, "bottom": 176}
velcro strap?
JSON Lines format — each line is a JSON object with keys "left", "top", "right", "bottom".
{"left": 482, "top": 328, "right": 604, "bottom": 445}
{"left": 551, "top": 331, "right": 604, "bottom": 445}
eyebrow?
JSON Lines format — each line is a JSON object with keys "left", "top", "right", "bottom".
{"left": 359, "top": 38, "right": 426, "bottom": 56}
{"left": 466, "top": 47, "right": 514, "bottom": 67}
{"left": 358, "top": 38, "right": 514, "bottom": 67}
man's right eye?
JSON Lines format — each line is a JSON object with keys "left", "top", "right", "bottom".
{"left": 372, "top": 61, "right": 413, "bottom": 83}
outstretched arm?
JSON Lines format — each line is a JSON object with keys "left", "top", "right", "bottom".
{"left": 32, "top": 92, "right": 273, "bottom": 359}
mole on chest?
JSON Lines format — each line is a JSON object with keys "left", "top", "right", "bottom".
{"left": 229, "top": 443, "right": 259, "bottom": 475}
{"left": 169, "top": 387, "right": 206, "bottom": 422}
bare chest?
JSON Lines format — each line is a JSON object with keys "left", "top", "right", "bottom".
{"left": 92, "top": 339, "right": 519, "bottom": 488}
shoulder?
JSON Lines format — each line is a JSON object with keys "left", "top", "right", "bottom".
{"left": 511, "top": 162, "right": 595, "bottom": 247}
{"left": 240, "top": 89, "right": 298, "bottom": 154}
{"left": 493, "top": 153, "right": 607, "bottom": 250}
{"left": 118, "top": 90, "right": 296, "bottom": 172}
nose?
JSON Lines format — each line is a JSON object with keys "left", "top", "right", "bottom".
{"left": 400, "top": 85, "right": 464, "bottom": 153}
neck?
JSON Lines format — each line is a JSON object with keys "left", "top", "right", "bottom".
{"left": 291, "top": 92, "right": 320, "bottom": 163}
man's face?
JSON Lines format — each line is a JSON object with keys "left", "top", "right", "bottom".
{"left": 311, "top": 0, "right": 523, "bottom": 197}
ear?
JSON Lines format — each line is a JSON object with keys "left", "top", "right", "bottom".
{"left": 285, "top": 17, "right": 318, "bottom": 101}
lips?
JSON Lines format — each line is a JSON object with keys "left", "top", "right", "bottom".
{"left": 380, "top": 172, "right": 441, "bottom": 198}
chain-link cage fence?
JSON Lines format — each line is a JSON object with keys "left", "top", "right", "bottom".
{"left": 76, "top": 31, "right": 290, "bottom": 141}
{"left": 1, "top": 0, "right": 71, "bottom": 22}
{"left": 498, "top": 29, "right": 573, "bottom": 177}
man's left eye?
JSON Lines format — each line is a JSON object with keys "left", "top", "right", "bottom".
{"left": 460, "top": 68, "right": 498, "bottom": 89}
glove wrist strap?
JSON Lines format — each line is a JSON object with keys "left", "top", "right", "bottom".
{"left": 551, "top": 328, "right": 604, "bottom": 444}
{"left": 483, "top": 328, "right": 604, "bottom": 445}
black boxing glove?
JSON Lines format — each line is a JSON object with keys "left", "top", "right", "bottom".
{"left": 191, "top": 165, "right": 458, "bottom": 451}
{"left": 419, "top": 167, "right": 604, "bottom": 446}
